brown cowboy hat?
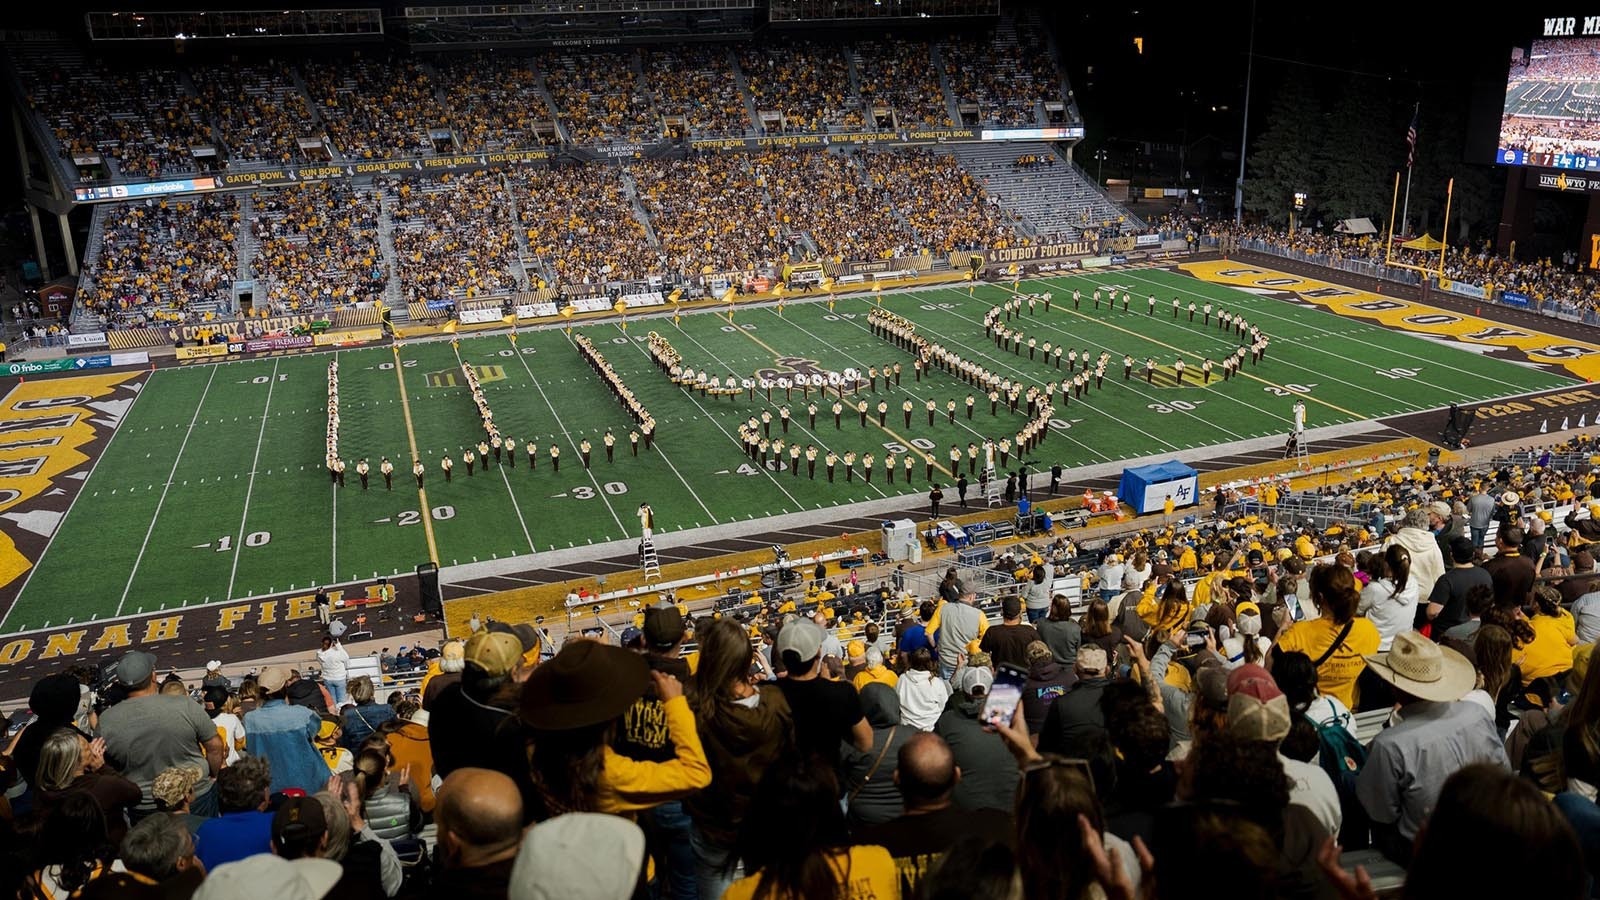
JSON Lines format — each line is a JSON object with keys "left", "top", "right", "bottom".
{"left": 519, "top": 640, "right": 649, "bottom": 731}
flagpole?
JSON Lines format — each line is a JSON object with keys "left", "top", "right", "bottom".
{"left": 1438, "top": 177, "right": 1454, "bottom": 277}
{"left": 1400, "top": 167, "right": 1414, "bottom": 240}
{"left": 1385, "top": 171, "right": 1400, "bottom": 267}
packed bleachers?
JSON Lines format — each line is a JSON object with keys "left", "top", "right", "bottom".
{"left": 511, "top": 166, "right": 657, "bottom": 288}
{"left": 749, "top": 150, "right": 917, "bottom": 261}
{"left": 302, "top": 56, "right": 450, "bottom": 160}
{"left": 642, "top": 45, "right": 750, "bottom": 138}
{"left": 13, "top": 47, "right": 209, "bottom": 180}
{"left": 853, "top": 37, "right": 952, "bottom": 128}
{"left": 736, "top": 40, "right": 865, "bottom": 133}
{"left": 248, "top": 183, "right": 387, "bottom": 314}
{"left": 860, "top": 148, "right": 1020, "bottom": 253}
{"left": 539, "top": 49, "right": 660, "bottom": 145}
{"left": 79, "top": 195, "right": 240, "bottom": 329}
{"left": 385, "top": 172, "right": 524, "bottom": 303}
{"left": 631, "top": 156, "right": 785, "bottom": 275}
{"left": 190, "top": 61, "right": 322, "bottom": 167}
{"left": 432, "top": 53, "right": 554, "bottom": 153}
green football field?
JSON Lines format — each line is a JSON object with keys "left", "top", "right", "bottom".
{"left": 0, "top": 267, "right": 1575, "bottom": 632}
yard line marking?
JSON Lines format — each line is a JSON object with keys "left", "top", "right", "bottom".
{"left": 115, "top": 366, "right": 217, "bottom": 617}
{"left": 518, "top": 335, "right": 629, "bottom": 534}
{"left": 392, "top": 345, "right": 442, "bottom": 564}
{"left": 331, "top": 352, "right": 340, "bottom": 582}
{"left": 599, "top": 328, "right": 720, "bottom": 523}
{"left": 5, "top": 371, "right": 151, "bottom": 630}
{"left": 459, "top": 341, "right": 536, "bottom": 553}
{"left": 226, "top": 359, "right": 280, "bottom": 602}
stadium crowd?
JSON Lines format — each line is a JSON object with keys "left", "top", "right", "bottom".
{"left": 302, "top": 57, "right": 449, "bottom": 161}
{"left": 631, "top": 157, "right": 788, "bottom": 276}
{"left": 854, "top": 38, "right": 953, "bottom": 129}
{"left": 735, "top": 41, "right": 864, "bottom": 134}
{"left": 939, "top": 30, "right": 1061, "bottom": 127}
{"left": 433, "top": 55, "right": 554, "bottom": 154}
{"left": 191, "top": 62, "right": 323, "bottom": 167}
{"left": 511, "top": 166, "right": 656, "bottom": 289}
{"left": 749, "top": 150, "right": 916, "bottom": 262}
{"left": 386, "top": 173, "right": 524, "bottom": 303}
{"left": 9, "top": 433, "right": 1600, "bottom": 899}
{"left": 540, "top": 51, "right": 661, "bottom": 146}
{"left": 643, "top": 46, "right": 750, "bottom": 138}
{"left": 862, "top": 149, "right": 1021, "bottom": 254}
{"left": 250, "top": 184, "right": 387, "bottom": 313}
{"left": 81, "top": 196, "right": 241, "bottom": 330}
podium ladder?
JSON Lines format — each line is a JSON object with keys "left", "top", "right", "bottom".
{"left": 983, "top": 465, "right": 1003, "bottom": 508}
{"left": 641, "top": 537, "right": 662, "bottom": 581}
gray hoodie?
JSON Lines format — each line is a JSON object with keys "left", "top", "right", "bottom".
{"left": 842, "top": 683, "right": 913, "bottom": 826}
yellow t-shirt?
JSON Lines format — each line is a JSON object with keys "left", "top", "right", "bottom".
{"left": 1522, "top": 612, "right": 1578, "bottom": 683}
{"left": 1275, "top": 617, "right": 1381, "bottom": 709}
{"left": 722, "top": 846, "right": 901, "bottom": 900}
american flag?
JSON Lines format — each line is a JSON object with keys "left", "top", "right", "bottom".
{"left": 1405, "top": 104, "right": 1419, "bottom": 169}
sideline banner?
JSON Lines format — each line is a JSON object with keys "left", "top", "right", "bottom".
{"left": 176, "top": 344, "right": 227, "bottom": 361}
{"left": 67, "top": 333, "right": 108, "bottom": 349}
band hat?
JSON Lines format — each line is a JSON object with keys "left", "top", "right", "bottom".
{"left": 1363, "top": 631, "right": 1476, "bottom": 703}
{"left": 519, "top": 640, "right": 648, "bottom": 731}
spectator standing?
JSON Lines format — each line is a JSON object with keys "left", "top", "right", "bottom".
{"left": 23, "top": 793, "right": 118, "bottom": 898}
{"left": 519, "top": 640, "right": 711, "bottom": 819}
{"left": 245, "top": 666, "right": 329, "bottom": 796}
{"left": 853, "top": 733, "right": 1014, "bottom": 897}
{"left": 340, "top": 676, "right": 395, "bottom": 749}
{"left": 317, "top": 637, "right": 351, "bottom": 707}
{"left": 1467, "top": 486, "right": 1496, "bottom": 549}
{"left": 928, "top": 591, "right": 988, "bottom": 680}
{"left": 852, "top": 646, "right": 900, "bottom": 692}
{"left": 897, "top": 602, "right": 936, "bottom": 664}
{"left": 383, "top": 700, "right": 434, "bottom": 815}
{"left": 1022, "top": 562, "right": 1053, "bottom": 623}
{"left": 1224, "top": 664, "right": 1342, "bottom": 839}
{"left": 842, "top": 683, "right": 913, "bottom": 827}
{"left": 1484, "top": 525, "right": 1536, "bottom": 608}
{"left": 11, "top": 673, "right": 88, "bottom": 802}
{"left": 204, "top": 687, "right": 247, "bottom": 766}
{"left": 725, "top": 759, "right": 899, "bottom": 900}
{"left": 686, "top": 618, "right": 794, "bottom": 900}
{"left": 98, "top": 650, "right": 225, "bottom": 817}
{"left": 1357, "top": 544, "right": 1418, "bottom": 651}
{"left": 1356, "top": 631, "right": 1510, "bottom": 862}
{"left": 1021, "top": 641, "right": 1073, "bottom": 734}
{"left": 31, "top": 728, "right": 141, "bottom": 846}
{"left": 1037, "top": 646, "right": 1113, "bottom": 759}
{"left": 151, "top": 766, "right": 211, "bottom": 838}
{"left": 1273, "top": 564, "right": 1380, "bottom": 710}
{"left": 896, "top": 648, "right": 950, "bottom": 732}
{"left": 978, "top": 596, "right": 1039, "bottom": 670}
{"left": 775, "top": 618, "right": 873, "bottom": 766}
{"left": 349, "top": 746, "right": 416, "bottom": 844}
{"left": 1427, "top": 536, "right": 1493, "bottom": 638}
{"left": 934, "top": 667, "right": 1018, "bottom": 813}
{"left": 1036, "top": 594, "right": 1081, "bottom": 667}
{"left": 432, "top": 768, "right": 523, "bottom": 899}
{"left": 1385, "top": 506, "right": 1446, "bottom": 600}
{"left": 617, "top": 602, "right": 695, "bottom": 900}
{"left": 195, "top": 757, "right": 275, "bottom": 871}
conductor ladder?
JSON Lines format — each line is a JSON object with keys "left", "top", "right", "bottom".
{"left": 640, "top": 537, "right": 662, "bottom": 581}
{"left": 983, "top": 465, "right": 1003, "bottom": 508}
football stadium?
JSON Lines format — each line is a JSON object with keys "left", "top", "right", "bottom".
{"left": 3, "top": 2, "right": 1600, "bottom": 898}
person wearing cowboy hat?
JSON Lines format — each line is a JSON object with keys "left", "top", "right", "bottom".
{"left": 519, "top": 640, "right": 710, "bottom": 820}
{"left": 1355, "top": 631, "right": 1510, "bottom": 862}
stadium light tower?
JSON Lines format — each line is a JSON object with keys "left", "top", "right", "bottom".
{"left": 1234, "top": 0, "right": 1257, "bottom": 224}
{"left": 1094, "top": 149, "right": 1109, "bottom": 185}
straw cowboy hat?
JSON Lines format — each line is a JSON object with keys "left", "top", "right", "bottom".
{"left": 1363, "top": 631, "right": 1475, "bottom": 703}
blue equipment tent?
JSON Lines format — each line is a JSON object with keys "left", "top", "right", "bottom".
{"left": 1118, "top": 460, "right": 1200, "bottom": 515}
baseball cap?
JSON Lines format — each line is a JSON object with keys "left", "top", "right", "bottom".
{"left": 1226, "top": 664, "right": 1291, "bottom": 742}
{"left": 954, "top": 666, "right": 994, "bottom": 697}
{"left": 206, "top": 660, "right": 223, "bottom": 673}
{"left": 195, "top": 854, "right": 343, "bottom": 900}
{"left": 116, "top": 650, "right": 157, "bottom": 687}
{"left": 464, "top": 630, "right": 524, "bottom": 677}
{"left": 272, "top": 796, "right": 328, "bottom": 852}
{"left": 1001, "top": 595, "right": 1022, "bottom": 619}
{"left": 151, "top": 766, "right": 202, "bottom": 810}
{"left": 776, "top": 618, "right": 825, "bottom": 665}
{"left": 1195, "top": 665, "right": 1230, "bottom": 708}
{"left": 256, "top": 665, "right": 293, "bottom": 695}
{"left": 642, "top": 603, "right": 685, "bottom": 650}
{"left": 509, "top": 813, "right": 645, "bottom": 900}
{"left": 440, "top": 640, "right": 465, "bottom": 664}
{"left": 1076, "top": 645, "right": 1108, "bottom": 675}
{"left": 620, "top": 627, "right": 644, "bottom": 648}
